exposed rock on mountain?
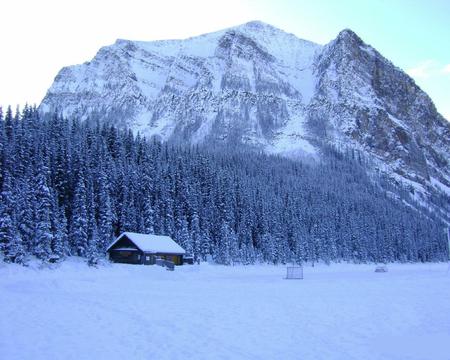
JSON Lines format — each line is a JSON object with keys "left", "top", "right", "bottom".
{"left": 40, "top": 21, "right": 450, "bottom": 215}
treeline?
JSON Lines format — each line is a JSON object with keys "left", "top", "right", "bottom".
{"left": 0, "top": 106, "right": 447, "bottom": 265}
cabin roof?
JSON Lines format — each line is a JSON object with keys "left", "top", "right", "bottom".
{"left": 107, "top": 232, "right": 186, "bottom": 254}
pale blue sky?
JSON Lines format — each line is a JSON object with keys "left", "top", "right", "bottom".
{"left": 1, "top": 0, "right": 448, "bottom": 119}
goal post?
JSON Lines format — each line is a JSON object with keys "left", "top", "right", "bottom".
{"left": 285, "top": 266, "right": 303, "bottom": 280}
{"left": 447, "top": 227, "right": 450, "bottom": 261}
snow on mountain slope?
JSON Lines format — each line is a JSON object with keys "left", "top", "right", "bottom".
{"left": 41, "top": 21, "right": 321, "bottom": 156}
{"left": 40, "top": 21, "right": 450, "bottom": 213}
{"left": 309, "top": 29, "right": 450, "bottom": 206}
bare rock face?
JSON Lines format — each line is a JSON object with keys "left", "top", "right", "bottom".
{"left": 40, "top": 21, "right": 450, "bottom": 215}
{"left": 310, "top": 29, "right": 450, "bottom": 200}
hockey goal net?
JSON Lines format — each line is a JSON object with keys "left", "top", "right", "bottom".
{"left": 285, "top": 266, "right": 303, "bottom": 279}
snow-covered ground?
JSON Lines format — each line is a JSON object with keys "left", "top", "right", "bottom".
{"left": 1, "top": 260, "right": 449, "bottom": 360}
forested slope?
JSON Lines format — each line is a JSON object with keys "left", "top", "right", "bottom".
{"left": 0, "top": 107, "right": 447, "bottom": 265}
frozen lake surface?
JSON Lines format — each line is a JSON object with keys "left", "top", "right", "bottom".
{"left": 1, "top": 259, "right": 449, "bottom": 359}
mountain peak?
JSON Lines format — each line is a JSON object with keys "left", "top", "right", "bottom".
{"left": 336, "top": 28, "right": 363, "bottom": 45}
{"left": 40, "top": 22, "right": 450, "bottom": 216}
{"left": 229, "top": 20, "right": 309, "bottom": 42}
{"left": 240, "top": 20, "right": 273, "bottom": 28}
{"left": 228, "top": 20, "right": 294, "bottom": 39}
{"left": 233, "top": 20, "right": 286, "bottom": 32}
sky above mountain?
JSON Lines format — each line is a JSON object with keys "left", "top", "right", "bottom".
{"left": 0, "top": 0, "right": 449, "bottom": 120}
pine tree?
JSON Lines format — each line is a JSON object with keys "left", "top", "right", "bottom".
{"left": 200, "top": 230, "right": 211, "bottom": 261}
{"left": 85, "top": 176, "right": 97, "bottom": 248}
{"left": 98, "top": 169, "right": 114, "bottom": 251}
{"left": 0, "top": 108, "right": 4, "bottom": 188}
{"left": 118, "top": 175, "right": 138, "bottom": 233}
{"left": 191, "top": 212, "right": 201, "bottom": 262}
{"left": 4, "top": 106, "right": 13, "bottom": 141}
{"left": 70, "top": 176, "right": 88, "bottom": 257}
{"left": 0, "top": 172, "right": 26, "bottom": 263}
{"left": 52, "top": 204, "right": 69, "bottom": 260}
{"left": 143, "top": 197, "right": 155, "bottom": 234}
{"left": 176, "top": 217, "right": 192, "bottom": 255}
{"left": 15, "top": 178, "right": 35, "bottom": 254}
{"left": 33, "top": 161, "right": 53, "bottom": 261}
{"left": 0, "top": 106, "right": 447, "bottom": 266}
{"left": 215, "top": 222, "right": 238, "bottom": 265}
{"left": 86, "top": 223, "right": 100, "bottom": 266}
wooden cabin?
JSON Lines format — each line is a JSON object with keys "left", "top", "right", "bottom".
{"left": 107, "top": 232, "right": 186, "bottom": 265}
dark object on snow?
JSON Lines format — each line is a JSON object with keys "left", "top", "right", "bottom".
{"left": 155, "top": 258, "right": 175, "bottom": 271}
{"left": 107, "top": 232, "right": 185, "bottom": 266}
{"left": 183, "top": 255, "right": 194, "bottom": 265}
{"left": 155, "top": 258, "right": 165, "bottom": 267}
{"left": 165, "top": 261, "right": 175, "bottom": 271}
{"left": 375, "top": 265, "right": 388, "bottom": 273}
{"left": 48, "top": 255, "right": 61, "bottom": 264}
{"left": 285, "top": 266, "right": 303, "bottom": 280}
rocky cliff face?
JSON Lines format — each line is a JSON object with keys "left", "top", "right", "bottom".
{"left": 40, "top": 21, "right": 450, "bottom": 214}
{"left": 41, "top": 22, "right": 321, "bottom": 156}
{"left": 310, "top": 29, "right": 450, "bottom": 207}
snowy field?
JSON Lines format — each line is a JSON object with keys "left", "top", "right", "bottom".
{"left": 1, "top": 260, "right": 450, "bottom": 360}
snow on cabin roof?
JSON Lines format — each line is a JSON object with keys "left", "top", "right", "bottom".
{"left": 107, "top": 232, "right": 186, "bottom": 254}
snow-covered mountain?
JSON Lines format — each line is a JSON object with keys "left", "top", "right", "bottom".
{"left": 40, "top": 21, "right": 450, "bottom": 212}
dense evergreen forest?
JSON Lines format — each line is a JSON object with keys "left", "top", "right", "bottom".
{"left": 0, "top": 106, "right": 447, "bottom": 265}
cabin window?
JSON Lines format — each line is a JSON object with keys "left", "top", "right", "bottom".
{"left": 114, "top": 251, "right": 135, "bottom": 259}
{"left": 146, "top": 256, "right": 150, "bottom": 261}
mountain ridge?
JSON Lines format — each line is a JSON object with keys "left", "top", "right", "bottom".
{"left": 39, "top": 21, "right": 450, "bottom": 218}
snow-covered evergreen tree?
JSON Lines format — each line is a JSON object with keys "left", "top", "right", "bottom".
{"left": 86, "top": 223, "right": 100, "bottom": 267}
{"left": 98, "top": 168, "right": 114, "bottom": 251}
{"left": 33, "top": 160, "right": 53, "bottom": 261}
{"left": 191, "top": 212, "right": 201, "bottom": 262}
{"left": 15, "top": 179, "right": 35, "bottom": 254}
{"left": 143, "top": 197, "right": 155, "bottom": 234}
{"left": 0, "top": 107, "right": 447, "bottom": 265}
{"left": 52, "top": 204, "right": 69, "bottom": 260}
{"left": 176, "top": 217, "right": 192, "bottom": 255}
{"left": 70, "top": 176, "right": 88, "bottom": 257}
{"left": 0, "top": 171, "right": 26, "bottom": 263}
{"left": 215, "top": 222, "right": 238, "bottom": 265}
